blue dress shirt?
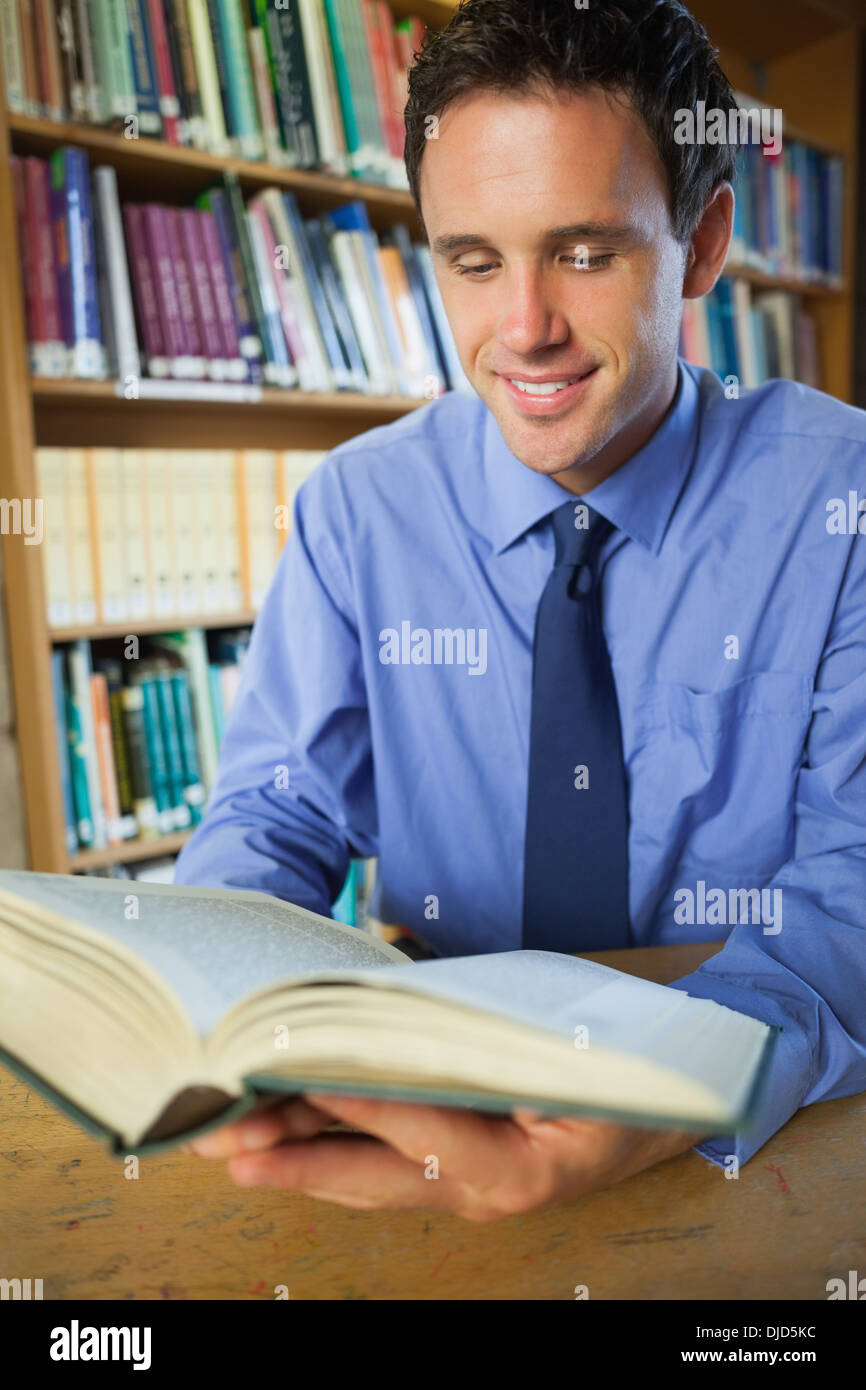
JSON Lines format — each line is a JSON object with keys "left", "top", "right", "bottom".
{"left": 175, "top": 358, "right": 866, "bottom": 1168}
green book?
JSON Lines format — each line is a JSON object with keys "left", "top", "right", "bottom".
{"left": 170, "top": 670, "right": 206, "bottom": 827}
{"left": 119, "top": 684, "right": 159, "bottom": 839}
{"left": 153, "top": 668, "right": 191, "bottom": 831}
{"left": 64, "top": 688, "right": 93, "bottom": 850}
{"left": 136, "top": 675, "right": 174, "bottom": 835}
{"left": 0, "top": 872, "right": 779, "bottom": 1157}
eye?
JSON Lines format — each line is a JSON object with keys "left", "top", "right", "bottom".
{"left": 454, "top": 262, "right": 498, "bottom": 277}
{"left": 561, "top": 253, "right": 616, "bottom": 271}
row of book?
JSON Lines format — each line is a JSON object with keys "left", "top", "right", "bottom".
{"left": 12, "top": 147, "right": 470, "bottom": 394}
{"left": 53, "top": 626, "right": 251, "bottom": 853}
{"left": 0, "top": 0, "right": 426, "bottom": 184}
{"left": 680, "top": 278, "right": 819, "bottom": 390}
{"left": 36, "top": 446, "right": 325, "bottom": 628}
{"left": 729, "top": 133, "right": 844, "bottom": 285}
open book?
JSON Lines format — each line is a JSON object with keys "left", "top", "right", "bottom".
{"left": 0, "top": 872, "right": 778, "bottom": 1152}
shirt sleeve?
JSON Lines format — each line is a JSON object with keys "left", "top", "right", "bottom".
{"left": 173, "top": 467, "right": 377, "bottom": 916}
{"left": 667, "top": 529, "right": 866, "bottom": 1167}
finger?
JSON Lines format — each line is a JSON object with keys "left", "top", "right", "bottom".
{"left": 227, "top": 1133, "right": 450, "bottom": 1211}
{"left": 303, "top": 1092, "right": 526, "bottom": 1175}
{"left": 184, "top": 1098, "right": 332, "bottom": 1158}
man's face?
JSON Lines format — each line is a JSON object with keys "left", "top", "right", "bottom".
{"left": 420, "top": 86, "right": 687, "bottom": 484}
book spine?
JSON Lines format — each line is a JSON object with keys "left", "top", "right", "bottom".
{"left": 177, "top": 208, "right": 229, "bottom": 379}
{"left": 178, "top": 628, "right": 219, "bottom": 788}
{"left": 75, "top": 0, "right": 105, "bottom": 122}
{"left": 305, "top": 216, "right": 367, "bottom": 388}
{"left": 164, "top": 206, "right": 207, "bottom": 376}
{"left": 104, "top": 669, "right": 137, "bottom": 829}
{"left": 87, "top": 448, "right": 128, "bottom": 621}
{"left": 281, "top": 191, "right": 347, "bottom": 386}
{"left": 222, "top": 170, "right": 278, "bottom": 381}
{"left": 17, "top": 0, "right": 42, "bottom": 115}
{"left": 199, "top": 186, "right": 263, "bottom": 381}
{"left": 120, "top": 450, "right": 151, "bottom": 617}
{"left": 170, "top": 669, "right": 205, "bottom": 824}
{"left": 119, "top": 684, "right": 159, "bottom": 836}
{"left": 36, "top": 448, "right": 74, "bottom": 626}
{"left": 68, "top": 640, "right": 108, "bottom": 848}
{"left": 122, "top": 203, "right": 170, "bottom": 377}
{"left": 56, "top": 0, "right": 88, "bottom": 120}
{"left": 92, "top": 165, "right": 142, "bottom": 384}
{"left": 186, "top": 0, "right": 229, "bottom": 153}
{"left": 215, "top": 0, "right": 263, "bottom": 159}
{"left": 125, "top": 0, "right": 163, "bottom": 135}
{"left": 196, "top": 208, "right": 247, "bottom": 379}
{"left": 145, "top": 0, "right": 181, "bottom": 142}
{"left": 90, "top": 671, "right": 125, "bottom": 844}
{"left": 142, "top": 451, "right": 178, "bottom": 614}
{"left": 137, "top": 675, "right": 175, "bottom": 833}
{"left": 267, "top": 1, "right": 318, "bottom": 167}
{"left": 141, "top": 202, "right": 187, "bottom": 373}
{"left": 65, "top": 448, "right": 98, "bottom": 623}
{"left": 323, "top": 0, "right": 362, "bottom": 171}
{"left": 51, "top": 648, "right": 80, "bottom": 856}
{"left": 245, "top": 203, "right": 296, "bottom": 387}
{"left": 50, "top": 147, "right": 106, "bottom": 379}
{"left": 34, "top": 0, "right": 67, "bottom": 118}
{"left": 153, "top": 670, "right": 192, "bottom": 829}
{"left": 49, "top": 149, "right": 74, "bottom": 371}
{"left": 249, "top": 196, "right": 308, "bottom": 383}
{"left": 10, "top": 159, "right": 39, "bottom": 374}
{"left": 163, "top": 0, "right": 204, "bottom": 145}
{"left": 93, "top": 0, "right": 137, "bottom": 121}
{"left": 203, "top": 0, "right": 233, "bottom": 143}
{"left": 0, "top": 0, "right": 27, "bottom": 112}
{"left": 64, "top": 678, "right": 94, "bottom": 848}
{"left": 246, "top": 23, "right": 282, "bottom": 165}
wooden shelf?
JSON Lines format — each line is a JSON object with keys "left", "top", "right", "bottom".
{"left": 51, "top": 612, "right": 257, "bottom": 643}
{"left": 723, "top": 263, "right": 847, "bottom": 296}
{"left": 70, "top": 831, "right": 192, "bottom": 872}
{"left": 30, "top": 377, "right": 424, "bottom": 414}
{"left": 7, "top": 113, "right": 421, "bottom": 232}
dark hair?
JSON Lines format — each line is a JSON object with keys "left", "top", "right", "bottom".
{"left": 404, "top": 0, "right": 738, "bottom": 244}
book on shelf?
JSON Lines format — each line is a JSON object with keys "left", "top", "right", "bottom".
{"left": 0, "top": 870, "right": 778, "bottom": 1152}
{"left": 11, "top": 145, "right": 471, "bottom": 397}
{"left": 680, "top": 276, "right": 821, "bottom": 390}
{"left": 51, "top": 626, "right": 253, "bottom": 854}
{"left": 36, "top": 445, "right": 325, "bottom": 625}
{"left": 0, "top": 0, "right": 425, "bottom": 186}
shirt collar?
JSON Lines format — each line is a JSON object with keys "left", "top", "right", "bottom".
{"left": 482, "top": 357, "right": 701, "bottom": 556}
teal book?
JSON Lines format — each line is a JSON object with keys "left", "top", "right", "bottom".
{"left": 169, "top": 670, "right": 206, "bottom": 826}
{"left": 136, "top": 675, "right": 174, "bottom": 835}
{"left": 0, "top": 872, "right": 779, "bottom": 1157}
{"left": 153, "top": 668, "right": 191, "bottom": 831}
{"left": 51, "top": 649, "right": 79, "bottom": 857}
{"left": 330, "top": 860, "right": 357, "bottom": 926}
{"left": 215, "top": 0, "right": 264, "bottom": 160}
{"left": 207, "top": 662, "right": 226, "bottom": 748}
{"left": 63, "top": 687, "right": 93, "bottom": 851}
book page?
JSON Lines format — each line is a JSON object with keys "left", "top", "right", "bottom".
{"left": 0, "top": 872, "right": 403, "bottom": 1036}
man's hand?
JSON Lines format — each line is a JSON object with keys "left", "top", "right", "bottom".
{"left": 184, "top": 1094, "right": 708, "bottom": 1222}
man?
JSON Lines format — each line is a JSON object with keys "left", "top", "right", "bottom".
{"left": 175, "top": 0, "right": 866, "bottom": 1221}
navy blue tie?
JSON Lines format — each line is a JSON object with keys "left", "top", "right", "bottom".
{"left": 522, "top": 499, "right": 631, "bottom": 951}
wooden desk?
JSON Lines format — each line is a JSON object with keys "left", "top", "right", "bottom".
{"left": 1, "top": 941, "right": 863, "bottom": 1300}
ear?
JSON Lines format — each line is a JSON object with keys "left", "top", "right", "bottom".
{"left": 682, "top": 181, "right": 735, "bottom": 300}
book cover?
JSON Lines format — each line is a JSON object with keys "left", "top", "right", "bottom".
{"left": 49, "top": 146, "right": 106, "bottom": 379}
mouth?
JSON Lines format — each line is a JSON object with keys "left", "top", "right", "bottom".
{"left": 499, "top": 367, "right": 599, "bottom": 415}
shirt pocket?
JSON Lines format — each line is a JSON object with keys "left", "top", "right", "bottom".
{"left": 630, "top": 672, "right": 814, "bottom": 877}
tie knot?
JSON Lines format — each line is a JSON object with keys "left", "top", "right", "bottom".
{"left": 551, "top": 500, "right": 611, "bottom": 569}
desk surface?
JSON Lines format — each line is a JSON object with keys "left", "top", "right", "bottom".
{"left": 1, "top": 940, "right": 863, "bottom": 1300}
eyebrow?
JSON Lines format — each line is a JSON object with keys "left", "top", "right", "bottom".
{"left": 431, "top": 222, "right": 641, "bottom": 255}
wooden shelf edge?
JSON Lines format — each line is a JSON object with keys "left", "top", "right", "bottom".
{"left": 50, "top": 612, "right": 257, "bottom": 643}
{"left": 69, "top": 831, "right": 192, "bottom": 871}
{"left": 29, "top": 378, "right": 427, "bottom": 415}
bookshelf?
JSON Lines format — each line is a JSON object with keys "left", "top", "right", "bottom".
{"left": 0, "top": 0, "right": 863, "bottom": 877}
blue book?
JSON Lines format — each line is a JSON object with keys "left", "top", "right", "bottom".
{"left": 305, "top": 217, "right": 369, "bottom": 390}
{"left": 49, "top": 148, "right": 105, "bottom": 378}
{"left": 282, "top": 194, "right": 355, "bottom": 389}
{"left": 125, "top": 0, "right": 163, "bottom": 136}
{"left": 51, "top": 650, "right": 80, "bottom": 857}
{"left": 325, "top": 202, "right": 409, "bottom": 394}
{"left": 387, "top": 222, "right": 450, "bottom": 391}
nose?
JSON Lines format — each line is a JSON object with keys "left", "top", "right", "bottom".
{"left": 495, "top": 265, "right": 570, "bottom": 358}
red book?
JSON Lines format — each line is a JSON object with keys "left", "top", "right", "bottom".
{"left": 123, "top": 204, "right": 171, "bottom": 378}
{"left": 146, "top": 0, "right": 182, "bottom": 145}
{"left": 197, "top": 208, "right": 248, "bottom": 381}
{"left": 142, "top": 204, "right": 187, "bottom": 374}
{"left": 163, "top": 207, "right": 206, "bottom": 376}
{"left": 19, "top": 157, "right": 66, "bottom": 375}
{"left": 377, "top": 1, "right": 408, "bottom": 158}
{"left": 362, "top": 0, "right": 402, "bottom": 162}
{"left": 177, "top": 208, "right": 228, "bottom": 378}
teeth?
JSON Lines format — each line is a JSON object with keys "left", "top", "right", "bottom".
{"left": 511, "top": 377, "right": 581, "bottom": 395}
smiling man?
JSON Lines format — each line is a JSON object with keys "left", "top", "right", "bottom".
{"left": 174, "top": 0, "right": 866, "bottom": 1220}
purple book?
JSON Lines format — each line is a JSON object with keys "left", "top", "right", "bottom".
{"left": 142, "top": 203, "right": 186, "bottom": 375}
{"left": 197, "top": 208, "right": 248, "bottom": 382}
{"left": 177, "top": 208, "right": 227, "bottom": 379}
{"left": 123, "top": 203, "right": 170, "bottom": 378}
{"left": 163, "top": 207, "right": 206, "bottom": 378}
